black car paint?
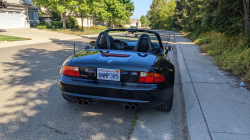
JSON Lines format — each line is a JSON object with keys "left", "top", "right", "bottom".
{"left": 59, "top": 29, "right": 175, "bottom": 108}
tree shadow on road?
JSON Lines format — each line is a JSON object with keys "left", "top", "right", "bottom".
{"left": 0, "top": 39, "right": 136, "bottom": 140}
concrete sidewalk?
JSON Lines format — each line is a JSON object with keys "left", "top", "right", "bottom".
{"left": 175, "top": 32, "right": 250, "bottom": 140}
{"left": 0, "top": 28, "right": 82, "bottom": 48}
{"left": 130, "top": 31, "right": 190, "bottom": 140}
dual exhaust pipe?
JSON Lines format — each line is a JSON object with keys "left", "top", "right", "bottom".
{"left": 78, "top": 98, "right": 91, "bottom": 105}
{"left": 78, "top": 98, "right": 137, "bottom": 110}
{"left": 123, "top": 103, "right": 137, "bottom": 110}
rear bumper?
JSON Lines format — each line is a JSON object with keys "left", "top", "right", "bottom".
{"left": 59, "top": 75, "right": 173, "bottom": 108}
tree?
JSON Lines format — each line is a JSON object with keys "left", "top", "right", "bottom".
{"left": 243, "top": 0, "right": 250, "bottom": 34}
{"left": 34, "top": 0, "right": 99, "bottom": 29}
{"left": 76, "top": 0, "right": 97, "bottom": 30}
{"left": 147, "top": 0, "right": 176, "bottom": 29}
{"left": 140, "top": 15, "right": 146, "bottom": 27}
{"left": 95, "top": 0, "right": 134, "bottom": 27}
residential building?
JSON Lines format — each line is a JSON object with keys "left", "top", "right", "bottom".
{"left": 0, "top": 0, "right": 39, "bottom": 29}
{"left": 130, "top": 19, "right": 141, "bottom": 27}
{"left": 74, "top": 15, "right": 96, "bottom": 27}
{"left": 124, "top": 19, "right": 141, "bottom": 28}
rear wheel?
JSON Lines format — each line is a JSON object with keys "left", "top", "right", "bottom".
{"left": 62, "top": 93, "right": 75, "bottom": 102}
{"left": 155, "top": 95, "right": 173, "bottom": 112}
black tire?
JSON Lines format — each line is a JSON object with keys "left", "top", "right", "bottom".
{"left": 62, "top": 93, "right": 75, "bottom": 102}
{"left": 155, "top": 95, "right": 173, "bottom": 112}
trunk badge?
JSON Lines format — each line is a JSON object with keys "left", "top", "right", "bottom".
{"left": 107, "top": 60, "right": 114, "bottom": 64}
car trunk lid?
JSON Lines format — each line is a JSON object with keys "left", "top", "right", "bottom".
{"left": 69, "top": 49, "right": 157, "bottom": 82}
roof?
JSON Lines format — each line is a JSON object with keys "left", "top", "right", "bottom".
{"left": 130, "top": 20, "right": 140, "bottom": 23}
{"left": 4, "top": 0, "right": 32, "bottom": 6}
{"left": 28, "top": 6, "right": 40, "bottom": 10}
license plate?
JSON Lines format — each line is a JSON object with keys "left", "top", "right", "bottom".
{"left": 97, "top": 68, "right": 120, "bottom": 81}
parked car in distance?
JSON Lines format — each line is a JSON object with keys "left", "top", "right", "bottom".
{"left": 96, "top": 23, "right": 105, "bottom": 26}
{"left": 59, "top": 29, "right": 175, "bottom": 112}
{"left": 130, "top": 26, "right": 137, "bottom": 29}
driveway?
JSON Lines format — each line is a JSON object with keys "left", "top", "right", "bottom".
{"left": 0, "top": 28, "right": 82, "bottom": 48}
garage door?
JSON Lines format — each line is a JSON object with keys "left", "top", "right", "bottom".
{"left": 0, "top": 12, "right": 24, "bottom": 29}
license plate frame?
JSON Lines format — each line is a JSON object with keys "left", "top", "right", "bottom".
{"left": 97, "top": 68, "right": 120, "bottom": 81}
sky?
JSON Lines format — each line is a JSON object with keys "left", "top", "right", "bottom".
{"left": 130, "top": 0, "right": 153, "bottom": 20}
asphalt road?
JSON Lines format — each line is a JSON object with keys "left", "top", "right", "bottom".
{"left": 0, "top": 31, "right": 188, "bottom": 140}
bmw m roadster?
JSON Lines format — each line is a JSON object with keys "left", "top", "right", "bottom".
{"left": 59, "top": 29, "right": 175, "bottom": 112}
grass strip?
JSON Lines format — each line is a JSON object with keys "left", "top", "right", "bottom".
{"left": 0, "top": 35, "right": 31, "bottom": 42}
{"left": 127, "top": 109, "right": 141, "bottom": 140}
{"left": 47, "top": 29, "right": 123, "bottom": 36}
{"left": 47, "top": 29, "right": 105, "bottom": 36}
{"left": 185, "top": 30, "right": 250, "bottom": 82}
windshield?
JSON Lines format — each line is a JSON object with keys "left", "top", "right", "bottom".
{"left": 109, "top": 31, "right": 161, "bottom": 46}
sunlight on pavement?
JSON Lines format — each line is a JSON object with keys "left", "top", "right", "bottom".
{"left": 0, "top": 81, "right": 51, "bottom": 124}
{"left": 113, "top": 118, "right": 123, "bottom": 124}
{"left": 82, "top": 112, "right": 103, "bottom": 117}
{"left": 90, "top": 133, "right": 106, "bottom": 140}
{"left": 178, "top": 42, "right": 195, "bottom": 45}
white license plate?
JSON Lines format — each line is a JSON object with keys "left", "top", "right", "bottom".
{"left": 97, "top": 68, "right": 120, "bottom": 81}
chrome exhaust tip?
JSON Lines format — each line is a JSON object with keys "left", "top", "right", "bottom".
{"left": 124, "top": 104, "right": 130, "bottom": 110}
{"left": 130, "top": 103, "right": 137, "bottom": 110}
{"left": 83, "top": 100, "right": 89, "bottom": 105}
{"left": 78, "top": 99, "right": 83, "bottom": 105}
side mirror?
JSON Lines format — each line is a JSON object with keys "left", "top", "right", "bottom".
{"left": 90, "top": 41, "right": 95, "bottom": 46}
{"left": 165, "top": 45, "right": 173, "bottom": 51}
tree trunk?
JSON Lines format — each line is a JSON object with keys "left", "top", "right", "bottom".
{"left": 243, "top": 0, "right": 250, "bottom": 34}
{"left": 62, "top": 12, "right": 67, "bottom": 29}
{"left": 81, "top": 13, "right": 83, "bottom": 30}
{"left": 108, "top": 18, "right": 111, "bottom": 28}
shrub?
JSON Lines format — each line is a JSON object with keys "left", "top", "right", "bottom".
{"left": 195, "top": 37, "right": 214, "bottom": 45}
{"left": 52, "top": 21, "right": 63, "bottom": 28}
{"left": 37, "top": 25, "right": 47, "bottom": 29}
{"left": 52, "top": 12, "right": 61, "bottom": 21}
{"left": 196, "top": 31, "right": 250, "bottom": 82}
{"left": 66, "top": 16, "right": 78, "bottom": 29}
{"left": 80, "top": 25, "right": 106, "bottom": 30}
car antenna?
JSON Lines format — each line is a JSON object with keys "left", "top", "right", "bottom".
{"left": 74, "top": 42, "right": 78, "bottom": 58}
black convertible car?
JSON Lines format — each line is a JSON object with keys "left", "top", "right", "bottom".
{"left": 59, "top": 29, "right": 175, "bottom": 112}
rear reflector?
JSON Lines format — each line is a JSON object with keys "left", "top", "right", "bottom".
{"left": 138, "top": 72, "right": 165, "bottom": 83}
{"left": 62, "top": 66, "right": 80, "bottom": 77}
{"left": 102, "top": 53, "right": 130, "bottom": 57}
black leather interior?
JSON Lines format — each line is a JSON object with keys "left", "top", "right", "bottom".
{"left": 135, "top": 34, "right": 153, "bottom": 52}
{"left": 98, "top": 35, "right": 119, "bottom": 50}
{"left": 137, "top": 37, "right": 149, "bottom": 52}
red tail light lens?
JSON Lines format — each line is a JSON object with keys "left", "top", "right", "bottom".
{"left": 138, "top": 72, "right": 165, "bottom": 83}
{"left": 62, "top": 66, "right": 80, "bottom": 77}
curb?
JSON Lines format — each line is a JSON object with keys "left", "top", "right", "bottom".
{"left": 173, "top": 32, "right": 212, "bottom": 140}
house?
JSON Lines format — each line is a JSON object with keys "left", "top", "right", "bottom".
{"left": 124, "top": 19, "right": 141, "bottom": 28}
{"left": 130, "top": 20, "right": 141, "bottom": 27}
{"left": 74, "top": 15, "right": 96, "bottom": 27}
{"left": 39, "top": 8, "right": 97, "bottom": 27}
{"left": 28, "top": 6, "right": 40, "bottom": 25}
{"left": 0, "top": 0, "right": 39, "bottom": 29}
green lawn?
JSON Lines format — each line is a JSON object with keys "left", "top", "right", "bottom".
{"left": 47, "top": 29, "right": 123, "bottom": 36}
{"left": 0, "top": 35, "right": 31, "bottom": 42}
{"left": 47, "top": 29, "right": 105, "bottom": 36}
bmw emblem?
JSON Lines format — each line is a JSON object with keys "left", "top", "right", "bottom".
{"left": 107, "top": 60, "right": 114, "bottom": 64}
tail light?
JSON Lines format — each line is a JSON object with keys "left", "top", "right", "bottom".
{"left": 62, "top": 66, "right": 80, "bottom": 77}
{"left": 138, "top": 72, "right": 165, "bottom": 83}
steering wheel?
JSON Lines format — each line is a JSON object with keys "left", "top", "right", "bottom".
{"left": 114, "top": 39, "right": 125, "bottom": 50}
